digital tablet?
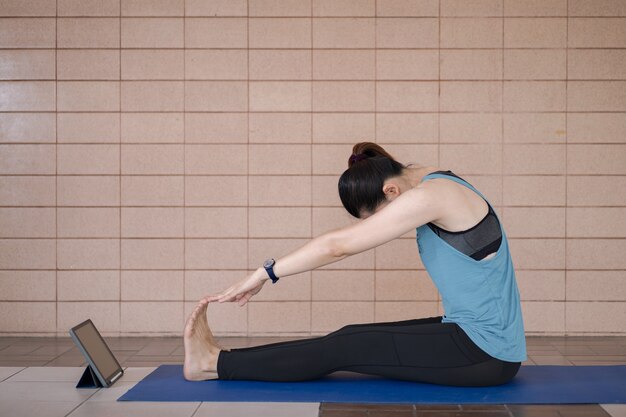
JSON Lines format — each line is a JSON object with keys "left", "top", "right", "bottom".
{"left": 69, "top": 319, "right": 123, "bottom": 388}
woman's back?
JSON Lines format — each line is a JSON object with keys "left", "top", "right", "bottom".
{"left": 418, "top": 170, "right": 502, "bottom": 261}
{"left": 416, "top": 171, "right": 527, "bottom": 363}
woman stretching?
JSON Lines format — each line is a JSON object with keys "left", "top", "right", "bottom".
{"left": 183, "top": 142, "right": 526, "bottom": 387}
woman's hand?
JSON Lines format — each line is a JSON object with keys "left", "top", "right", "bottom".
{"left": 205, "top": 271, "right": 268, "bottom": 306}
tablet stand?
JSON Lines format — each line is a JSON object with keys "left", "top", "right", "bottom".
{"left": 76, "top": 364, "right": 104, "bottom": 388}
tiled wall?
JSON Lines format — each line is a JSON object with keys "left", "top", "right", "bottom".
{"left": 0, "top": 0, "right": 625, "bottom": 337}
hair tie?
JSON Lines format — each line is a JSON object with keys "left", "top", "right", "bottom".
{"left": 349, "top": 153, "right": 369, "bottom": 164}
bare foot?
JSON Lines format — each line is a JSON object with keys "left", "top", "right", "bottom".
{"left": 183, "top": 299, "right": 221, "bottom": 381}
{"left": 197, "top": 298, "right": 228, "bottom": 352}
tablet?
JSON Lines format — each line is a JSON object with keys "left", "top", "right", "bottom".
{"left": 69, "top": 319, "right": 123, "bottom": 388}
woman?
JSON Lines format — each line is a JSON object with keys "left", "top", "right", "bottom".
{"left": 183, "top": 142, "right": 526, "bottom": 387}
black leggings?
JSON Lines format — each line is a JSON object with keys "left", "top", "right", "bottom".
{"left": 216, "top": 316, "right": 521, "bottom": 387}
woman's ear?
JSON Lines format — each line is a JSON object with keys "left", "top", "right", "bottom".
{"left": 382, "top": 182, "right": 401, "bottom": 199}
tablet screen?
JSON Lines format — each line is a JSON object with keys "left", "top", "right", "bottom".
{"left": 72, "top": 320, "right": 122, "bottom": 384}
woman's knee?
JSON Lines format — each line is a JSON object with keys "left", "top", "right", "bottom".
{"left": 494, "top": 361, "right": 521, "bottom": 385}
{"left": 472, "top": 360, "right": 521, "bottom": 387}
{"left": 451, "top": 359, "right": 521, "bottom": 387}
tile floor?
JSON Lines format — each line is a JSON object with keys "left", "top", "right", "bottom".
{"left": 0, "top": 335, "right": 624, "bottom": 417}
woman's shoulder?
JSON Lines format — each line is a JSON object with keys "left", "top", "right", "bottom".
{"left": 416, "top": 168, "right": 478, "bottom": 204}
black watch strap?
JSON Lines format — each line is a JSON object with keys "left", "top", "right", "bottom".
{"left": 263, "top": 258, "right": 279, "bottom": 284}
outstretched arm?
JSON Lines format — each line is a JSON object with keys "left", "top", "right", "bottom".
{"left": 207, "top": 185, "right": 441, "bottom": 305}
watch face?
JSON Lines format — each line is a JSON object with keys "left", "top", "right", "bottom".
{"left": 263, "top": 259, "right": 274, "bottom": 268}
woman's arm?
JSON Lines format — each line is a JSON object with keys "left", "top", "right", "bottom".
{"left": 209, "top": 185, "right": 441, "bottom": 304}
{"left": 271, "top": 185, "right": 440, "bottom": 278}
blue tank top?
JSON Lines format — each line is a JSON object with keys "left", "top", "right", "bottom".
{"left": 416, "top": 173, "right": 527, "bottom": 363}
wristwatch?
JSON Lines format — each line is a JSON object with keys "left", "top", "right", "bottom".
{"left": 263, "top": 258, "right": 280, "bottom": 284}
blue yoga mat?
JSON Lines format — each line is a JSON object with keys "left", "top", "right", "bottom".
{"left": 117, "top": 364, "right": 626, "bottom": 404}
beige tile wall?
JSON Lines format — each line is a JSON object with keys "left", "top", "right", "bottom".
{"left": 0, "top": 0, "right": 625, "bottom": 337}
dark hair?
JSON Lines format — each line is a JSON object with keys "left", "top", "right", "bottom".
{"left": 338, "top": 142, "right": 407, "bottom": 218}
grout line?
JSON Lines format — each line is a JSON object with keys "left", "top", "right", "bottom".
{"left": 246, "top": 0, "right": 250, "bottom": 336}
{"left": 501, "top": 1, "right": 505, "bottom": 224}
{"left": 437, "top": 2, "right": 441, "bottom": 171}
{"left": 437, "top": 0, "right": 442, "bottom": 317}
{"left": 2, "top": 295, "right": 626, "bottom": 301}
{"left": 0, "top": 203, "right": 624, "bottom": 210}
{"left": 6, "top": 46, "right": 626, "bottom": 50}
{"left": 2, "top": 172, "right": 626, "bottom": 177}
{"left": 118, "top": 0, "right": 122, "bottom": 336}
{"left": 0, "top": 236, "right": 623, "bottom": 244}
{"left": 189, "top": 402, "right": 203, "bottom": 417}
{"left": 565, "top": 0, "right": 569, "bottom": 332}
{"left": 63, "top": 392, "right": 99, "bottom": 417}
{"left": 3, "top": 110, "right": 626, "bottom": 114}
{"left": 182, "top": 0, "right": 186, "bottom": 321}
{"left": 54, "top": 0, "right": 58, "bottom": 335}
{"left": 15, "top": 77, "right": 626, "bottom": 81}
{"left": 8, "top": 15, "right": 626, "bottom": 18}
{"left": 2, "top": 140, "right": 626, "bottom": 145}
{"left": 3, "top": 266, "right": 626, "bottom": 273}
{"left": 373, "top": 0, "right": 377, "bottom": 322}
{"left": 309, "top": 0, "right": 313, "bottom": 335}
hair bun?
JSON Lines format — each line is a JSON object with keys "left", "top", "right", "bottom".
{"left": 348, "top": 153, "right": 369, "bottom": 165}
{"left": 348, "top": 142, "right": 397, "bottom": 168}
